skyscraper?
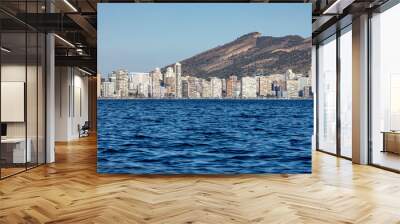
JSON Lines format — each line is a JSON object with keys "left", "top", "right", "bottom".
{"left": 174, "top": 62, "right": 182, "bottom": 98}
{"left": 150, "top": 68, "right": 162, "bottom": 98}
{"left": 164, "top": 67, "right": 176, "bottom": 97}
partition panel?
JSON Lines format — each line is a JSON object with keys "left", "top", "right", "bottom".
{"left": 317, "top": 35, "right": 337, "bottom": 154}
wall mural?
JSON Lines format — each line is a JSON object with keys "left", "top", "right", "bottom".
{"left": 97, "top": 3, "right": 313, "bottom": 174}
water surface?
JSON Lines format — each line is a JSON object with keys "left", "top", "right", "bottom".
{"left": 97, "top": 99, "right": 313, "bottom": 174}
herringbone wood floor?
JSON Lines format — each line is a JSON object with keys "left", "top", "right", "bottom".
{"left": 1, "top": 135, "right": 400, "bottom": 224}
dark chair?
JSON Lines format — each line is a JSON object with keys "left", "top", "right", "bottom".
{"left": 79, "top": 121, "right": 90, "bottom": 138}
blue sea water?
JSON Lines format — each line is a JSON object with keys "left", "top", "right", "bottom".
{"left": 97, "top": 99, "right": 313, "bottom": 174}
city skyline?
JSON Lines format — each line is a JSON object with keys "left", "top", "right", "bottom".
{"left": 98, "top": 4, "right": 311, "bottom": 74}
{"left": 99, "top": 63, "right": 313, "bottom": 99}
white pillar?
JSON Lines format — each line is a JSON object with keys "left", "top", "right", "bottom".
{"left": 352, "top": 14, "right": 369, "bottom": 164}
{"left": 312, "top": 45, "right": 317, "bottom": 151}
{"left": 46, "top": 33, "right": 55, "bottom": 163}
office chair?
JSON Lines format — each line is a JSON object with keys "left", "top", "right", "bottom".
{"left": 79, "top": 121, "right": 90, "bottom": 138}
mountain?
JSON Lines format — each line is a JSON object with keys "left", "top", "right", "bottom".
{"left": 163, "top": 32, "right": 311, "bottom": 79}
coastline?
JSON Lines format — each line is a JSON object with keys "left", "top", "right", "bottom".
{"left": 97, "top": 97, "right": 313, "bottom": 101}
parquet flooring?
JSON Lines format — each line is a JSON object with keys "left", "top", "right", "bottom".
{"left": 1, "top": 135, "right": 400, "bottom": 223}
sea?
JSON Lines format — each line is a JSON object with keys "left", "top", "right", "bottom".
{"left": 97, "top": 99, "right": 313, "bottom": 174}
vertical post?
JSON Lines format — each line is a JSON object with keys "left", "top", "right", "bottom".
{"left": 312, "top": 45, "right": 318, "bottom": 151}
{"left": 352, "top": 14, "right": 369, "bottom": 164}
{"left": 315, "top": 44, "right": 320, "bottom": 151}
{"left": 336, "top": 29, "right": 341, "bottom": 157}
{"left": 46, "top": 0, "right": 56, "bottom": 163}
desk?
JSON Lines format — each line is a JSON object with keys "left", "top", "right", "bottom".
{"left": 382, "top": 131, "right": 400, "bottom": 154}
{"left": 1, "top": 138, "right": 31, "bottom": 163}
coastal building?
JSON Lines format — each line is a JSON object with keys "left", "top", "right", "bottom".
{"left": 234, "top": 80, "right": 241, "bottom": 98}
{"left": 174, "top": 62, "right": 182, "bottom": 98}
{"left": 301, "top": 86, "right": 313, "bottom": 98}
{"left": 286, "top": 79, "right": 299, "bottom": 98}
{"left": 187, "top": 76, "right": 200, "bottom": 98}
{"left": 241, "top": 76, "right": 257, "bottom": 98}
{"left": 159, "top": 85, "right": 166, "bottom": 98}
{"left": 101, "top": 81, "right": 115, "bottom": 98}
{"left": 130, "top": 73, "right": 151, "bottom": 98}
{"left": 256, "top": 76, "right": 260, "bottom": 96}
{"left": 201, "top": 79, "right": 211, "bottom": 98}
{"left": 164, "top": 67, "right": 176, "bottom": 97}
{"left": 109, "top": 73, "right": 117, "bottom": 91}
{"left": 182, "top": 79, "right": 189, "bottom": 98}
{"left": 115, "top": 70, "right": 129, "bottom": 97}
{"left": 195, "top": 78, "right": 203, "bottom": 98}
{"left": 298, "top": 76, "right": 311, "bottom": 90}
{"left": 150, "top": 68, "right": 162, "bottom": 98}
{"left": 226, "top": 75, "right": 237, "bottom": 98}
{"left": 210, "top": 77, "right": 222, "bottom": 98}
{"left": 258, "top": 76, "right": 273, "bottom": 97}
{"left": 221, "top": 78, "right": 227, "bottom": 97}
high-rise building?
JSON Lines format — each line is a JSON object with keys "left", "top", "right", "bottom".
{"left": 115, "top": 70, "right": 129, "bottom": 97}
{"left": 164, "top": 67, "right": 176, "bottom": 97}
{"left": 258, "top": 76, "right": 274, "bottom": 97}
{"left": 226, "top": 75, "right": 237, "bottom": 98}
{"left": 174, "top": 62, "right": 182, "bottom": 98}
{"left": 187, "top": 76, "right": 200, "bottom": 98}
{"left": 129, "top": 72, "right": 150, "bottom": 98}
{"left": 128, "top": 74, "right": 135, "bottom": 96}
{"left": 287, "top": 79, "right": 299, "bottom": 98}
{"left": 150, "top": 68, "right": 162, "bottom": 98}
{"left": 221, "top": 78, "right": 227, "bottom": 97}
{"left": 201, "top": 79, "right": 211, "bottom": 98}
{"left": 101, "top": 81, "right": 115, "bottom": 98}
{"left": 241, "top": 76, "right": 257, "bottom": 98}
{"left": 182, "top": 79, "right": 189, "bottom": 98}
{"left": 210, "top": 77, "right": 222, "bottom": 98}
{"left": 195, "top": 78, "right": 203, "bottom": 98}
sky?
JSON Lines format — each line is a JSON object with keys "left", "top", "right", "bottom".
{"left": 98, "top": 3, "right": 311, "bottom": 75}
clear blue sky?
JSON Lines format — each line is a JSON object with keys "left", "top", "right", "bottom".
{"left": 98, "top": 3, "right": 311, "bottom": 75}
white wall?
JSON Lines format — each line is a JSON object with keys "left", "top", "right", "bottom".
{"left": 55, "top": 67, "right": 89, "bottom": 141}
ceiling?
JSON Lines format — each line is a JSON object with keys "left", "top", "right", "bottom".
{"left": 0, "top": 0, "right": 390, "bottom": 74}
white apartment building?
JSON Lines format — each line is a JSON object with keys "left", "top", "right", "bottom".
{"left": 241, "top": 76, "right": 257, "bottom": 98}
{"left": 210, "top": 77, "right": 222, "bottom": 98}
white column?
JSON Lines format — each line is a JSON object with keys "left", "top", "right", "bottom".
{"left": 352, "top": 14, "right": 369, "bottom": 164}
{"left": 46, "top": 33, "right": 55, "bottom": 163}
{"left": 312, "top": 45, "right": 317, "bottom": 151}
